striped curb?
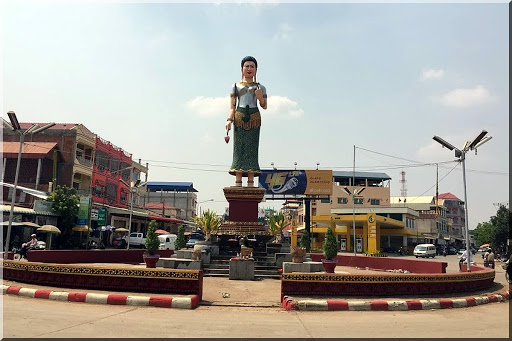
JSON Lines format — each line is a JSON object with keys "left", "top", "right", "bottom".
{"left": 1, "top": 285, "right": 199, "bottom": 309}
{"left": 282, "top": 290, "right": 510, "bottom": 311}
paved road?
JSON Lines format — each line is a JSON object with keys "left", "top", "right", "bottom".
{"left": 1, "top": 293, "right": 509, "bottom": 338}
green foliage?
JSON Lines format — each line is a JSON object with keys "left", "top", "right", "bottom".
{"left": 175, "top": 225, "right": 186, "bottom": 250}
{"left": 46, "top": 186, "right": 79, "bottom": 246}
{"left": 473, "top": 222, "right": 494, "bottom": 247}
{"left": 323, "top": 225, "right": 338, "bottom": 260}
{"left": 490, "top": 205, "right": 510, "bottom": 253}
{"left": 474, "top": 205, "right": 510, "bottom": 254}
{"left": 194, "top": 210, "right": 222, "bottom": 241}
{"left": 266, "top": 211, "right": 287, "bottom": 243}
{"left": 145, "top": 220, "right": 160, "bottom": 255}
{"left": 299, "top": 229, "right": 311, "bottom": 252}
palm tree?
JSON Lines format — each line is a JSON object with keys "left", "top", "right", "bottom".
{"left": 194, "top": 209, "right": 222, "bottom": 241}
{"left": 266, "top": 211, "right": 288, "bottom": 243}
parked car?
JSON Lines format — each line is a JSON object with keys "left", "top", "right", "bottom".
{"left": 413, "top": 244, "right": 436, "bottom": 258}
{"left": 158, "top": 234, "right": 177, "bottom": 250}
{"left": 448, "top": 247, "right": 457, "bottom": 255}
{"left": 457, "top": 248, "right": 476, "bottom": 255}
{"left": 186, "top": 238, "right": 201, "bottom": 249}
{"left": 129, "top": 232, "right": 146, "bottom": 248}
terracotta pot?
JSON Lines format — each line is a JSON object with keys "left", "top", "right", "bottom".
{"left": 321, "top": 259, "right": 338, "bottom": 273}
{"left": 143, "top": 253, "right": 160, "bottom": 268}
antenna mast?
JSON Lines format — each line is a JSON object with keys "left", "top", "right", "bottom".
{"left": 399, "top": 169, "right": 407, "bottom": 198}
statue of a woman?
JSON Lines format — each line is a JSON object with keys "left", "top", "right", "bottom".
{"left": 225, "top": 56, "right": 267, "bottom": 187}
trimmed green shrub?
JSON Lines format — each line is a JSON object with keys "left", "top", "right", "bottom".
{"left": 145, "top": 220, "right": 160, "bottom": 255}
{"left": 323, "top": 225, "right": 338, "bottom": 260}
{"left": 175, "top": 225, "right": 186, "bottom": 250}
{"left": 299, "top": 229, "right": 311, "bottom": 252}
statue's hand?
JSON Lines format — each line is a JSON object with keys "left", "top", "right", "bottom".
{"left": 255, "top": 84, "right": 264, "bottom": 102}
{"left": 225, "top": 120, "right": 232, "bottom": 132}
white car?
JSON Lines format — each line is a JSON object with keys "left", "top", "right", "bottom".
{"left": 413, "top": 244, "right": 436, "bottom": 258}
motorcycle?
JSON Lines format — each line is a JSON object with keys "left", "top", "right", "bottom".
{"left": 503, "top": 263, "right": 511, "bottom": 284}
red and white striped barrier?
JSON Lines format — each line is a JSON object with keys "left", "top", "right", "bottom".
{"left": 283, "top": 290, "right": 510, "bottom": 311}
{"left": 2, "top": 285, "right": 200, "bottom": 309}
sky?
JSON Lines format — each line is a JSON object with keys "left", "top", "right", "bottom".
{"left": 1, "top": 1, "right": 509, "bottom": 230}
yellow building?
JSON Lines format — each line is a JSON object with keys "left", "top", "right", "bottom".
{"left": 295, "top": 171, "right": 422, "bottom": 253}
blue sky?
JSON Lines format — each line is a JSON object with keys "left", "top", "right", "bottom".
{"left": 2, "top": 1, "right": 509, "bottom": 230}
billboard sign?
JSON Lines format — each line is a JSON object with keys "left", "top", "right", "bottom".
{"left": 258, "top": 170, "right": 332, "bottom": 197}
{"left": 77, "top": 196, "right": 91, "bottom": 226}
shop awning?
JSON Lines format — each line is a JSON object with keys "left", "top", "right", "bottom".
{"left": 148, "top": 215, "right": 184, "bottom": 224}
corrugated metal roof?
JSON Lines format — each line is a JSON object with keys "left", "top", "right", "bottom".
{"left": 332, "top": 171, "right": 391, "bottom": 181}
{"left": 0, "top": 204, "right": 58, "bottom": 216}
{"left": 146, "top": 182, "right": 198, "bottom": 192}
{"left": 2, "top": 142, "right": 59, "bottom": 159}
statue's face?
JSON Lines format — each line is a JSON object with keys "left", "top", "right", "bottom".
{"left": 242, "top": 61, "right": 257, "bottom": 79}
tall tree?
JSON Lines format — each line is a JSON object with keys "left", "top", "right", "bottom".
{"left": 472, "top": 222, "right": 494, "bottom": 247}
{"left": 46, "top": 185, "right": 79, "bottom": 248}
{"left": 489, "top": 205, "right": 510, "bottom": 254}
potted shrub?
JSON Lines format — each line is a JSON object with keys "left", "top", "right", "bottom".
{"left": 299, "top": 229, "right": 311, "bottom": 253}
{"left": 143, "top": 220, "right": 160, "bottom": 268}
{"left": 321, "top": 225, "right": 338, "bottom": 273}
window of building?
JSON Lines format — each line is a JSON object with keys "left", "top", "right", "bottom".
{"left": 337, "top": 198, "right": 348, "bottom": 204}
{"left": 370, "top": 199, "right": 380, "bottom": 205}
{"left": 354, "top": 198, "right": 363, "bottom": 205}
{"left": 320, "top": 198, "right": 330, "bottom": 204}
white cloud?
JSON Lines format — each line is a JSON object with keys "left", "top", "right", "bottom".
{"left": 273, "top": 23, "right": 293, "bottom": 41}
{"left": 420, "top": 68, "right": 445, "bottom": 81}
{"left": 185, "top": 96, "right": 228, "bottom": 117}
{"left": 265, "top": 96, "right": 304, "bottom": 119}
{"left": 439, "top": 85, "right": 492, "bottom": 108}
{"left": 185, "top": 95, "right": 304, "bottom": 119}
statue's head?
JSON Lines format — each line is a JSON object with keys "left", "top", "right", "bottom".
{"left": 241, "top": 56, "right": 258, "bottom": 69}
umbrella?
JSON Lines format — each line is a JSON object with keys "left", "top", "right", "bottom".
{"left": 72, "top": 225, "right": 92, "bottom": 232}
{"left": 20, "top": 222, "right": 41, "bottom": 228}
{"left": 155, "top": 229, "right": 169, "bottom": 235}
{"left": 37, "top": 225, "right": 61, "bottom": 250}
{"left": 38, "top": 225, "right": 61, "bottom": 233}
{"left": 479, "top": 243, "right": 490, "bottom": 249}
{"left": 114, "top": 227, "right": 129, "bottom": 233}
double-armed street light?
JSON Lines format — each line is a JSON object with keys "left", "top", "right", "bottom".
{"left": 121, "top": 179, "right": 147, "bottom": 249}
{"left": 432, "top": 130, "right": 492, "bottom": 272}
{"left": 3, "top": 111, "right": 55, "bottom": 258}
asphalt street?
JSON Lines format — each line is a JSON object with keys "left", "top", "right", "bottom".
{"left": 1, "top": 294, "right": 509, "bottom": 338}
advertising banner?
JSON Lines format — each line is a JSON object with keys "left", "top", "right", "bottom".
{"left": 258, "top": 170, "right": 332, "bottom": 197}
{"left": 77, "top": 196, "right": 91, "bottom": 226}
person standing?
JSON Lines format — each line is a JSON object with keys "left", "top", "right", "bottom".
{"left": 225, "top": 56, "right": 267, "bottom": 187}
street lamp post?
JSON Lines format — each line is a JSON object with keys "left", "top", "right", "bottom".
{"left": 432, "top": 130, "right": 492, "bottom": 272}
{"left": 197, "top": 199, "right": 214, "bottom": 217}
{"left": 3, "top": 111, "right": 55, "bottom": 258}
{"left": 125, "top": 179, "right": 147, "bottom": 249}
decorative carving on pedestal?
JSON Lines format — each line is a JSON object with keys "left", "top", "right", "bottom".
{"left": 218, "top": 186, "right": 268, "bottom": 235}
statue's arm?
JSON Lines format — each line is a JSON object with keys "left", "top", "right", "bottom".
{"left": 256, "top": 84, "right": 267, "bottom": 110}
{"left": 226, "top": 85, "right": 237, "bottom": 132}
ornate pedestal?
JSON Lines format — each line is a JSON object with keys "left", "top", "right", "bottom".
{"left": 218, "top": 186, "right": 267, "bottom": 235}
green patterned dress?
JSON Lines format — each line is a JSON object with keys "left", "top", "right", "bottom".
{"left": 229, "top": 81, "right": 267, "bottom": 177}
